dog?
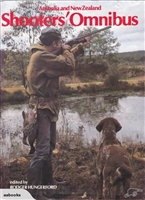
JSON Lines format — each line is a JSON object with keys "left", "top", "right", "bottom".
{"left": 96, "top": 117, "right": 132, "bottom": 199}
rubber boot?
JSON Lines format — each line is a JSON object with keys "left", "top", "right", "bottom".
{"left": 27, "top": 168, "right": 41, "bottom": 198}
{"left": 27, "top": 168, "right": 51, "bottom": 200}
{"left": 42, "top": 161, "right": 55, "bottom": 198}
{"left": 36, "top": 190, "right": 54, "bottom": 200}
{"left": 42, "top": 160, "right": 53, "bottom": 185}
{"left": 42, "top": 159, "right": 68, "bottom": 186}
{"left": 42, "top": 159, "right": 68, "bottom": 198}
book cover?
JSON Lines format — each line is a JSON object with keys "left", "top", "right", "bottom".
{"left": 0, "top": 0, "right": 145, "bottom": 200}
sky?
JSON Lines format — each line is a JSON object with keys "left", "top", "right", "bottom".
{"left": 0, "top": 0, "right": 145, "bottom": 52}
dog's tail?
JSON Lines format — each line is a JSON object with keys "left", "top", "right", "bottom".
{"left": 116, "top": 164, "right": 132, "bottom": 178}
{"left": 112, "top": 164, "right": 132, "bottom": 185}
{"left": 121, "top": 163, "right": 132, "bottom": 177}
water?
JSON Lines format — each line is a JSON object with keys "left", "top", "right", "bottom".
{"left": 0, "top": 92, "right": 144, "bottom": 163}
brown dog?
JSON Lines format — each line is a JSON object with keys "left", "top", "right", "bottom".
{"left": 96, "top": 117, "right": 132, "bottom": 199}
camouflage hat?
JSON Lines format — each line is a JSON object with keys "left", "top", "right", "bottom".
{"left": 39, "top": 27, "right": 62, "bottom": 45}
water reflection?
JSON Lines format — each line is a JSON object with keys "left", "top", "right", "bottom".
{"left": 58, "top": 94, "right": 144, "bottom": 144}
{"left": 0, "top": 93, "right": 144, "bottom": 163}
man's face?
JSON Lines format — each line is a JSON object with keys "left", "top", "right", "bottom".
{"left": 52, "top": 39, "right": 62, "bottom": 50}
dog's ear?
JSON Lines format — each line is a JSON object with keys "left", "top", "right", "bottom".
{"left": 22, "top": 111, "right": 25, "bottom": 119}
{"left": 114, "top": 119, "right": 122, "bottom": 132}
{"left": 96, "top": 119, "right": 104, "bottom": 132}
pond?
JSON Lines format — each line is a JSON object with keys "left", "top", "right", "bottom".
{"left": 0, "top": 92, "right": 144, "bottom": 164}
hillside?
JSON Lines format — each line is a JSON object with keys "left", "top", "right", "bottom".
{"left": 1, "top": 50, "right": 145, "bottom": 87}
{"left": 117, "top": 50, "right": 145, "bottom": 64}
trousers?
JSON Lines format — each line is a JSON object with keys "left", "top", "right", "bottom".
{"left": 29, "top": 109, "right": 56, "bottom": 184}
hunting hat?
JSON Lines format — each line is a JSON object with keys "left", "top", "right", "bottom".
{"left": 39, "top": 27, "right": 62, "bottom": 46}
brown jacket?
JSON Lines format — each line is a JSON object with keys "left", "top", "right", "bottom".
{"left": 26, "top": 43, "right": 75, "bottom": 122}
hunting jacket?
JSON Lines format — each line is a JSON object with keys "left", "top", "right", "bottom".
{"left": 26, "top": 43, "right": 75, "bottom": 122}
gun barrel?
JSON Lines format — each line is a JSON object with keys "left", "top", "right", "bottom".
{"left": 66, "top": 26, "right": 111, "bottom": 46}
{"left": 78, "top": 26, "right": 112, "bottom": 39}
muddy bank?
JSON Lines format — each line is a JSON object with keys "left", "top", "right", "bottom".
{"left": 0, "top": 143, "right": 145, "bottom": 199}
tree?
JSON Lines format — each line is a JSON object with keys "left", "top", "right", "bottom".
{"left": 2, "top": 0, "right": 74, "bottom": 86}
{"left": 78, "top": 27, "right": 120, "bottom": 61}
{"left": 2, "top": 0, "right": 74, "bottom": 47}
{"left": 73, "top": 27, "right": 121, "bottom": 82}
{"left": 3, "top": 44, "right": 29, "bottom": 86}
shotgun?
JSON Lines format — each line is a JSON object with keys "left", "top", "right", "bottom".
{"left": 65, "top": 26, "right": 111, "bottom": 46}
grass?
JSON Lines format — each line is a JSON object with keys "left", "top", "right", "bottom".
{"left": 3, "top": 85, "right": 25, "bottom": 93}
{"left": 1, "top": 89, "right": 28, "bottom": 103}
{"left": 66, "top": 76, "right": 145, "bottom": 90}
{"left": 1, "top": 131, "right": 145, "bottom": 199}
{"left": 125, "top": 76, "right": 145, "bottom": 85}
{"left": 2, "top": 76, "right": 144, "bottom": 95}
{"left": 66, "top": 81, "right": 103, "bottom": 89}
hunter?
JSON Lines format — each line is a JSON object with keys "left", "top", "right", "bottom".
{"left": 25, "top": 27, "right": 89, "bottom": 200}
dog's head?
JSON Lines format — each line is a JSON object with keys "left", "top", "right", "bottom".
{"left": 96, "top": 117, "right": 122, "bottom": 133}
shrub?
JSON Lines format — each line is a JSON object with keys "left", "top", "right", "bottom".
{"left": 57, "top": 131, "right": 84, "bottom": 150}
{"left": 1, "top": 90, "right": 28, "bottom": 103}
{"left": 104, "top": 64, "right": 121, "bottom": 89}
{"left": 104, "top": 74, "right": 119, "bottom": 88}
{"left": 137, "top": 81, "right": 144, "bottom": 88}
{"left": 76, "top": 84, "right": 102, "bottom": 94}
{"left": 59, "top": 81, "right": 75, "bottom": 95}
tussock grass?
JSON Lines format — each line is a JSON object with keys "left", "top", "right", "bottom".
{"left": 2, "top": 76, "right": 145, "bottom": 92}
{"left": 1, "top": 75, "right": 144, "bottom": 103}
{"left": 66, "top": 81, "right": 103, "bottom": 89}
{"left": 123, "top": 76, "right": 145, "bottom": 85}
{"left": 3, "top": 86, "right": 25, "bottom": 93}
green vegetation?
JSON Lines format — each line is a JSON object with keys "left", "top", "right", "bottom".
{"left": 1, "top": 0, "right": 144, "bottom": 100}
{"left": 117, "top": 50, "right": 145, "bottom": 65}
{"left": 1, "top": 76, "right": 144, "bottom": 103}
{"left": 1, "top": 89, "right": 28, "bottom": 103}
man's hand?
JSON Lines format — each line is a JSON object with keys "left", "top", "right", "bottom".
{"left": 61, "top": 44, "right": 71, "bottom": 50}
{"left": 84, "top": 36, "right": 91, "bottom": 43}
{"left": 81, "top": 36, "right": 90, "bottom": 46}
